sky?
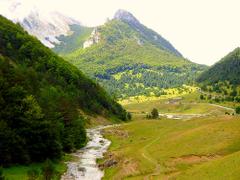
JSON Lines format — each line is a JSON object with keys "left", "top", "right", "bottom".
{"left": 1, "top": 0, "right": 240, "bottom": 65}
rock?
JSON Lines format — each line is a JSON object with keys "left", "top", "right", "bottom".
{"left": 83, "top": 28, "right": 100, "bottom": 48}
{"left": 99, "top": 159, "right": 118, "bottom": 170}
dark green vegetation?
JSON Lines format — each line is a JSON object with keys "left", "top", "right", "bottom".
{"left": 197, "top": 48, "right": 240, "bottom": 104}
{"left": 146, "top": 108, "right": 159, "bottom": 119}
{"left": 54, "top": 10, "right": 206, "bottom": 98}
{"left": 0, "top": 167, "right": 4, "bottom": 180}
{"left": 0, "top": 15, "right": 129, "bottom": 166}
{"left": 150, "top": 108, "right": 159, "bottom": 119}
{"left": 236, "top": 106, "right": 240, "bottom": 114}
{"left": 197, "top": 47, "right": 240, "bottom": 85}
{"left": 199, "top": 81, "right": 240, "bottom": 103}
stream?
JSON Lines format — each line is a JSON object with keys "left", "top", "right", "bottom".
{"left": 61, "top": 126, "right": 112, "bottom": 180}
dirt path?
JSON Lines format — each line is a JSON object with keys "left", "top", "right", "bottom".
{"left": 210, "top": 104, "right": 235, "bottom": 111}
{"left": 141, "top": 136, "right": 162, "bottom": 179}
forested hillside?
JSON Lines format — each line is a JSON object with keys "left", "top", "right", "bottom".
{"left": 55, "top": 10, "right": 206, "bottom": 98}
{"left": 197, "top": 47, "right": 240, "bottom": 103}
{"left": 197, "top": 47, "right": 240, "bottom": 85}
{"left": 0, "top": 15, "right": 128, "bottom": 166}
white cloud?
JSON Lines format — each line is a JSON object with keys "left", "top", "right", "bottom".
{"left": 0, "top": 0, "right": 240, "bottom": 65}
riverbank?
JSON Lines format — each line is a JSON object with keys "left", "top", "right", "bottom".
{"left": 61, "top": 125, "right": 118, "bottom": 180}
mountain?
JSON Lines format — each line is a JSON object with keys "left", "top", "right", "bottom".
{"left": 4, "top": 5, "right": 206, "bottom": 98}
{"left": 20, "top": 11, "right": 81, "bottom": 48}
{"left": 55, "top": 10, "right": 206, "bottom": 98}
{"left": 1, "top": 1, "right": 81, "bottom": 48}
{"left": 197, "top": 47, "right": 240, "bottom": 85}
{"left": 0, "top": 15, "right": 128, "bottom": 166}
{"left": 114, "top": 9, "right": 182, "bottom": 57}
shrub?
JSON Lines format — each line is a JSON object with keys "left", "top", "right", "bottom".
{"left": 200, "top": 94, "right": 204, "bottom": 100}
{"left": 151, "top": 108, "right": 159, "bottom": 119}
{"left": 236, "top": 106, "right": 240, "bottom": 114}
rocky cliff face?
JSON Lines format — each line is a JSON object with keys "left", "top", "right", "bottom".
{"left": 2, "top": 1, "right": 80, "bottom": 48}
{"left": 83, "top": 28, "right": 100, "bottom": 48}
{"left": 21, "top": 11, "right": 80, "bottom": 48}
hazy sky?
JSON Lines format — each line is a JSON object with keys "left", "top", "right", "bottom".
{"left": 1, "top": 0, "right": 240, "bottom": 65}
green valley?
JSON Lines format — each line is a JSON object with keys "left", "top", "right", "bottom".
{"left": 1, "top": 2, "right": 240, "bottom": 180}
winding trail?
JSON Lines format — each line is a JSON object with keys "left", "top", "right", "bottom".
{"left": 141, "top": 136, "right": 162, "bottom": 179}
{"left": 210, "top": 104, "right": 235, "bottom": 111}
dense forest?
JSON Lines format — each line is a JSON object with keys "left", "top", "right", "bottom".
{"left": 197, "top": 48, "right": 240, "bottom": 103}
{"left": 197, "top": 47, "right": 240, "bottom": 85}
{"left": 0, "top": 15, "right": 129, "bottom": 166}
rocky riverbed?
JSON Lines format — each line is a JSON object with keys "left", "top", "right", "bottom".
{"left": 61, "top": 126, "right": 113, "bottom": 180}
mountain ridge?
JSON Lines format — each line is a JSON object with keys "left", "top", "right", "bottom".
{"left": 113, "top": 9, "right": 183, "bottom": 57}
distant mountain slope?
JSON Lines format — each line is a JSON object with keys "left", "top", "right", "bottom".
{"left": 53, "top": 24, "right": 93, "bottom": 54}
{"left": 0, "top": 15, "right": 128, "bottom": 166}
{"left": 20, "top": 11, "right": 81, "bottom": 48}
{"left": 57, "top": 10, "right": 206, "bottom": 98}
{"left": 197, "top": 47, "right": 240, "bottom": 84}
{"left": 1, "top": 1, "right": 82, "bottom": 48}
{"left": 114, "top": 9, "right": 182, "bottom": 57}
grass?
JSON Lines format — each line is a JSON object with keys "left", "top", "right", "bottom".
{"left": 102, "top": 95, "right": 240, "bottom": 179}
{"left": 119, "top": 86, "right": 198, "bottom": 105}
{"left": 2, "top": 154, "right": 73, "bottom": 180}
{"left": 176, "top": 151, "right": 240, "bottom": 180}
{"left": 124, "top": 92, "right": 232, "bottom": 115}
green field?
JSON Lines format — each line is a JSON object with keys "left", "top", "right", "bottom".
{"left": 102, "top": 96, "right": 240, "bottom": 179}
{"left": 124, "top": 92, "right": 233, "bottom": 115}
{"left": 2, "top": 155, "right": 73, "bottom": 180}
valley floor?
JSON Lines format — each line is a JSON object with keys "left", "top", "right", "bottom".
{"left": 101, "top": 94, "right": 240, "bottom": 179}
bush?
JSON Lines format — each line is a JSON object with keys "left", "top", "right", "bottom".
{"left": 151, "top": 108, "right": 159, "bottom": 119}
{"left": 126, "top": 112, "right": 132, "bottom": 120}
{"left": 200, "top": 94, "right": 205, "bottom": 100}
{"left": 236, "top": 106, "right": 240, "bottom": 114}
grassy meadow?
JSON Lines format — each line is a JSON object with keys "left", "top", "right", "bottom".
{"left": 102, "top": 94, "right": 240, "bottom": 179}
{"left": 1, "top": 155, "right": 74, "bottom": 180}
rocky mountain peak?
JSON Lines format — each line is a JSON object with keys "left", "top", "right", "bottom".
{"left": 114, "top": 9, "right": 139, "bottom": 24}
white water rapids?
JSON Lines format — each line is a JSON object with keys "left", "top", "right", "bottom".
{"left": 61, "top": 126, "right": 112, "bottom": 180}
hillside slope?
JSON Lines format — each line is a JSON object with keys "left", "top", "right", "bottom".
{"left": 56, "top": 10, "right": 206, "bottom": 98}
{"left": 197, "top": 47, "right": 240, "bottom": 85}
{"left": 0, "top": 15, "right": 128, "bottom": 166}
{"left": 114, "top": 9, "right": 182, "bottom": 57}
